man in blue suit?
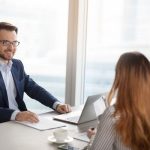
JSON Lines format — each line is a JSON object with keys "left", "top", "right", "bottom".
{"left": 0, "top": 22, "right": 71, "bottom": 123}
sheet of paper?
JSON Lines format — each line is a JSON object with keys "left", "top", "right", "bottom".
{"left": 16, "top": 116, "right": 66, "bottom": 131}
{"left": 93, "top": 98, "right": 106, "bottom": 116}
{"left": 73, "top": 132, "right": 89, "bottom": 143}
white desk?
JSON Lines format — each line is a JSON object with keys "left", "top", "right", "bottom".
{"left": 0, "top": 111, "right": 98, "bottom": 150}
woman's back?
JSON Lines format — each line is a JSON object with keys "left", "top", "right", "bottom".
{"left": 89, "top": 106, "right": 131, "bottom": 150}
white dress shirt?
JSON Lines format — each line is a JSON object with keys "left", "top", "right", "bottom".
{"left": 0, "top": 58, "right": 20, "bottom": 120}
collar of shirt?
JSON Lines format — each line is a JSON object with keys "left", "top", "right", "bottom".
{"left": 0, "top": 58, "right": 13, "bottom": 72}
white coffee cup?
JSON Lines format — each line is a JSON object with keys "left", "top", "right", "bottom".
{"left": 53, "top": 128, "right": 68, "bottom": 142}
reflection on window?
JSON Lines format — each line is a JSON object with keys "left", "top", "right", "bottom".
{"left": 0, "top": 0, "right": 69, "bottom": 110}
{"left": 85, "top": 0, "right": 150, "bottom": 98}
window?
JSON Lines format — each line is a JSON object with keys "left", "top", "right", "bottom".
{"left": 0, "top": 0, "right": 69, "bottom": 110}
{"left": 84, "top": 0, "right": 150, "bottom": 98}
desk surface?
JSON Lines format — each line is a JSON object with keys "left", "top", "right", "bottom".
{"left": 0, "top": 111, "right": 98, "bottom": 150}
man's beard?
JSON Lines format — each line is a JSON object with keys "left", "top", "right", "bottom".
{"left": 0, "top": 53, "right": 13, "bottom": 61}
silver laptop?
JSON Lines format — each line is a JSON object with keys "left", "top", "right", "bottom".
{"left": 53, "top": 94, "right": 107, "bottom": 124}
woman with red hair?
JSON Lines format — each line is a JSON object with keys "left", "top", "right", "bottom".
{"left": 88, "top": 52, "right": 150, "bottom": 150}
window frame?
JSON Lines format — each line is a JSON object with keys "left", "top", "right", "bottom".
{"left": 65, "top": 0, "right": 88, "bottom": 105}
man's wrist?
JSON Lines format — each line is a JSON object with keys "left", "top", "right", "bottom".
{"left": 53, "top": 101, "right": 61, "bottom": 110}
{"left": 11, "top": 110, "right": 20, "bottom": 121}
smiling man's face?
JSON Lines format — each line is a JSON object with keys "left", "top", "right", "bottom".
{"left": 0, "top": 30, "right": 17, "bottom": 63}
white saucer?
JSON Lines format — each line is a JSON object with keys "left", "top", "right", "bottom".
{"left": 48, "top": 136, "right": 73, "bottom": 144}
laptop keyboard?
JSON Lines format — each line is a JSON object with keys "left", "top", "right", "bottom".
{"left": 65, "top": 116, "right": 79, "bottom": 122}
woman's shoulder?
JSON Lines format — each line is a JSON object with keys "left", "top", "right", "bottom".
{"left": 98, "top": 105, "right": 115, "bottom": 122}
{"left": 104, "top": 105, "right": 115, "bottom": 116}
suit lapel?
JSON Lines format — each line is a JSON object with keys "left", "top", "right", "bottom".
{"left": 0, "top": 72, "right": 9, "bottom": 107}
{"left": 11, "top": 64, "right": 21, "bottom": 98}
{"left": 11, "top": 61, "right": 27, "bottom": 111}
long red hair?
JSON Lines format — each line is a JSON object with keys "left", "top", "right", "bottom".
{"left": 107, "top": 52, "right": 150, "bottom": 150}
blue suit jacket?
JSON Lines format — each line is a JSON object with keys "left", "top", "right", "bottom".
{"left": 0, "top": 59, "right": 59, "bottom": 123}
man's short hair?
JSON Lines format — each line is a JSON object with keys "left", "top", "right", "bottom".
{"left": 0, "top": 22, "right": 18, "bottom": 34}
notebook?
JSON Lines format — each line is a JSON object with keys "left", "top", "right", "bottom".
{"left": 53, "top": 94, "right": 107, "bottom": 124}
{"left": 15, "top": 116, "right": 66, "bottom": 131}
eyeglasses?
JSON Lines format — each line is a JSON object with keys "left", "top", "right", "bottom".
{"left": 0, "top": 40, "right": 20, "bottom": 47}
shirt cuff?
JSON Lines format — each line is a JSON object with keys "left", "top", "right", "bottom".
{"left": 11, "top": 110, "right": 20, "bottom": 121}
{"left": 53, "top": 101, "right": 62, "bottom": 110}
